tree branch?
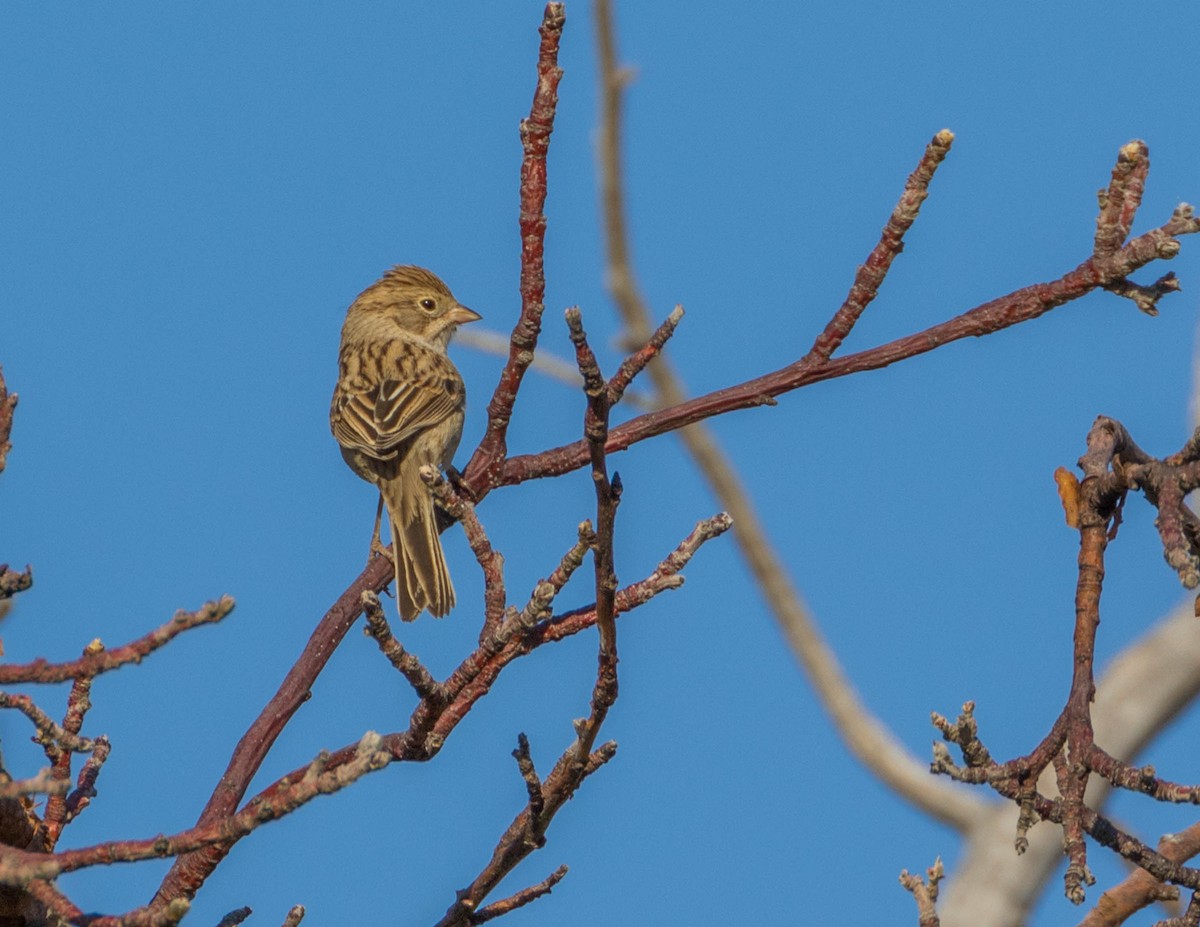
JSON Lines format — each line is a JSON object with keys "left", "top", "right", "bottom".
{"left": 490, "top": 202, "right": 1199, "bottom": 493}
{"left": 463, "top": 2, "right": 566, "bottom": 489}
{"left": 0, "top": 597, "right": 234, "bottom": 685}
{"left": 0, "top": 365, "right": 15, "bottom": 475}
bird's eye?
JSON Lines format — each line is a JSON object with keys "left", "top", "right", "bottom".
{"left": 419, "top": 298, "right": 437, "bottom": 311}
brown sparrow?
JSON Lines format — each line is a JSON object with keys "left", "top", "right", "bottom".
{"left": 330, "top": 265, "right": 481, "bottom": 620}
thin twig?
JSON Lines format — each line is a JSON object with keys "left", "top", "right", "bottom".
{"left": 0, "top": 693, "right": 95, "bottom": 755}
{"left": 606, "top": 305, "right": 684, "bottom": 406}
{"left": 0, "top": 366, "right": 15, "bottom": 475}
{"left": 422, "top": 468, "right": 508, "bottom": 639}
{"left": 464, "top": 2, "right": 567, "bottom": 489}
{"left": 360, "top": 591, "right": 443, "bottom": 701}
{"left": 0, "top": 597, "right": 235, "bottom": 685}
{"left": 153, "top": 564, "right": 388, "bottom": 905}
{"left": 64, "top": 735, "right": 110, "bottom": 826}
{"left": 25, "top": 878, "right": 84, "bottom": 925}
{"left": 0, "top": 769, "right": 69, "bottom": 800}
{"left": 805, "top": 129, "right": 955, "bottom": 363}
{"left": 1081, "top": 826, "right": 1198, "bottom": 927}
{"left": 281, "top": 905, "right": 306, "bottom": 927}
{"left": 0, "top": 564, "right": 32, "bottom": 601}
{"left": 471, "top": 866, "right": 568, "bottom": 924}
{"left": 433, "top": 743, "right": 615, "bottom": 927}
{"left": 42, "top": 639, "right": 102, "bottom": 850}
{"left": 215, "top": 907, "right": 253, "bottom": 927}
{"left": 512, "top": 733, "right": 544, "bottom": 825}
{"left": 566, "top": 307, "right": 619, "bottom": 663}
{"left": 2, "top": 733, "right": 391, "bottom": 885}
{"left": 899, "top": 858, "right": 945, "bottom": 927}
{"left": 1095, "top": 141, "right": 1150, "bottom": 258}
{"left": 545, "top": 522, "right": 595, "bottom": 594}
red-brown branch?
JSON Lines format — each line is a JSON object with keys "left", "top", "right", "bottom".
{"left": 432, "top": 310, "right": 624, "bottom": 924}
{"left": 606, "top": 304, "right": 684, "bottom": 405}
{"left": 41, "top": 641, "right": 102, "bottom": 851}
{"left": 485, "top": 206, "right": 1199, "bottom": 495}
{"left": 470, "top": 865, "right": 568, "bottom": 924}
{"left": 806, "top": 129, "right": 955, "bottom": 363}
{"left": 121, "top": 512, "right": 722, "bottom": 913}
{"left": 424, "top": 469, "right": 509, "bottom": 640}
{"left": 1095, "top": 141, "right": 1150, "bottom": 258}
{"left": 1, "top": 733, "right": 391, "bottom": 886}
{"left": 146, "top": 501, "right": 722, "bottom": 906}
{"left": 360, "top": 591, "right": 443, "bottom": 702}
{"left": 0, "top": 597, "right": 234, "bottom": 685}
{"left": 464, "top": 3, "right": 566, "bottom": 489}
{"left": 151, "top": 565, "right": 389, "bottom": 905}
{"left": 931, "top": 416, "right": 1200, "bottom": 905}
{"left": 0, "top": 366, "right": 15, "bottom": 475}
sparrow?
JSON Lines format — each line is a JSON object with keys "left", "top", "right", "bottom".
{"left": 330, "top": 265, "right": 481, "bottom": 620}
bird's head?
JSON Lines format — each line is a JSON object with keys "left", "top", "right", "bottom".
{"left": 345, "top": 265, "right": 481, "bottom": 350}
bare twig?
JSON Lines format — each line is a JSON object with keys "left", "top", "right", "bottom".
{"left": 544, "top": 522, "right": 595, "bottom": 594}
{"left": 0, "top": 565, "right": 32, "bottom": 601}
{"left": 153, "top": 565, "right": 388, "bottom": 905}
{"left": 82, "top": 896, "right": 192, "bottom": 927}
{"left": 1081, "top": 826, "right": 1197, "bottom": 927}
{"left": 464, "top": 2, "right": 567, "bottom": 489}
{"left": 805, "top": 129, "right": 955, "bottom": 363}
{"left": 900, "top": 858, "right": 945, "bottom": 927}
{"left": 471, "top": 865, "right": 568, "bottom": 924}
{"left": 433, "top": 743, "right": 616, "bottom": 927}
{"left": 0, "top": 769, "right": 68, "bottom": 800}
{"left": 422, "top": 468, "right": 508, "bottom": 639}
{"left": 64, "top": 735, "right": 110, "bottom": 826}
{"left": 0, "top": 693, "right": 95, "bottom": 755}
{"left": 1, "top": 732, "right": 391, "bottom": 886}
{"left": 606, "top": 305, "right": 684, "bottom": 406}
{"left": 281, "top": 905, "right": 306, "bottom": 927}
{"left": 41, "top": 639, "right": 102, "bottom": 850}
{"left": 0, "top": 366, "right": 15, "bottom": 475}
{"left": 565, "top": 308, "right": 619, "bottom": 665}
{"left": 489, "top": 202, "right": 1199, "bottom": 494}
{"left": 512, "top": 733, "right": 544, "bottom": 825}
{"left": 1096, "top": 141, "right": 1151, "bottom": 257}
{"left": 0, "top": 597, "right": 234, "bottom": 685}
{"left": 215, "top": 907, "right": 253, "bottom": 927}
{"left": 361, "top": 591, "right": 442, "bottom": 701}
{"left": 932, "top": 418, "right": 1200, "bottom": 906}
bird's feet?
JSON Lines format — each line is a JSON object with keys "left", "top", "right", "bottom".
{"left": 367, "top": 495, "right": 393, "bottom": 565}
{"left": 369, "top": 535, "right": 392, "bottom": 563}
{"left": 444, "top": 464, "right": 475, "bottom": 502}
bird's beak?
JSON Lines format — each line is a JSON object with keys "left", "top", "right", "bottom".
{"left": 448, "top": 304, "right": 482, "bottom": 325}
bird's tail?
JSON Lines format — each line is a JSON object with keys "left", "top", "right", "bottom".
{"left": 382, "top": 469, "right": 454, "bottom": 621}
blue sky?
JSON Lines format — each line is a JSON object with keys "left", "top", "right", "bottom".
{"left": 3, "top": 3, "right": 1200, "bottom": 925}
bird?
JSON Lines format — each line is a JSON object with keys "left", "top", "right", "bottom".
{"left": 330, "top": 265, "right": 481, "bottom": 620}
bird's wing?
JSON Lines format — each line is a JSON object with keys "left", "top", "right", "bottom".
{"left": 333, "top": 363, "right": 461, "bottom": 460}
